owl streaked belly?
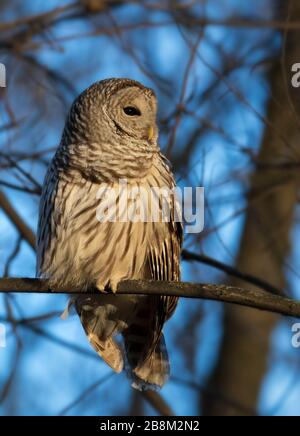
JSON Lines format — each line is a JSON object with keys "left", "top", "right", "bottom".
{"left": 37, "top": 157, "right": 177, "bottom": 292}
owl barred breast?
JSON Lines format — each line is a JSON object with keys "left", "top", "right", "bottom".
{"left": 37, "top": 78, "right": 182, "bottom": 389}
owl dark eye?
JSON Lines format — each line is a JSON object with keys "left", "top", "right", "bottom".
{"left": 123, "top": 106, "right": 141, "bottom": 116}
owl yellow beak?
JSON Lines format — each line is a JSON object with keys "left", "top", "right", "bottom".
{"left": 148, "top": 126, "right": 154, "bottom": 141}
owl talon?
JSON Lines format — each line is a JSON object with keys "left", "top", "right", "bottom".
{"left": 96, "top": 281, "right": 108, "bottom": 293}
{"left": 96, "top": 280, "right": 119, "bottom": 294}
{"left": 109, "top": 281, "right": 119, "bottom": 294}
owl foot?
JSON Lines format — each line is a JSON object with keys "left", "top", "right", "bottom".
{"left": 96, "top": 279, "right": 119, "bottom": 294}
{"left": 95, "top": 280, "right": 109, "bottom": 293}
{"left": 109, "top": 279, "right": 120, "bottom": 294}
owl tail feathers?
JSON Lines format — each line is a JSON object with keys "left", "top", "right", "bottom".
{"left": 129, "top": 335, "right": 170, "bottom": 391}
{"left": 88, "top": 333, "right": 124, "bottom": 373}
{"left": 75, "top": 298, "right": 125, "bottom": 374}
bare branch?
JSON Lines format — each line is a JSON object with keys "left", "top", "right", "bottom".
{"left": 142, "top": 391, "right": 175, "bottom": 417}
{"left": 182, "top": 250, "right": 284, "bottom": 296}
{"left": 0, "top": 278, "right": 299, "bottom": 318}
{"left": 0, "top": 191, "right": 35, "bottom": 250}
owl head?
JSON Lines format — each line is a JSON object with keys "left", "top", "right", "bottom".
{"left": 62, "top": 78, "right": 159, "bottom": 147}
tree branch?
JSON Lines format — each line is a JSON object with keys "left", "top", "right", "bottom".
{"left": 142, "top": 391, "right": 175, "bottom": 417}
{"left": 0, "top": 277, "right": 299, "bottom": 318}
{"left": 0, "top": 191, "right": 35, "bottom": 250}
{"left": 182, "top": 249, "right": 284, "bottom": 296}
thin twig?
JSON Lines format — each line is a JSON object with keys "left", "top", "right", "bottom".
{"left": 142, "top": 390, "right": 175, "bottom": 416}
{"left": 0, "top": 191, "right": 35, "bottom": 250}
{"left": 182, "top": 249, "right": 284, "bottom": 296}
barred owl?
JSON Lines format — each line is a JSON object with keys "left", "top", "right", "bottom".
{"left": 36, "top": 78, "right": 182, "bottom": 389}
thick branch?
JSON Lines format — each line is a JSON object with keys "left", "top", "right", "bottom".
{"left": 0, "top": 278, "right": 299, "bottom": 318}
